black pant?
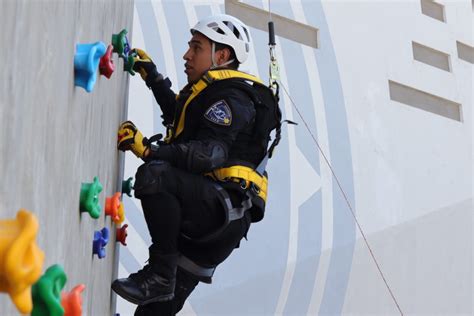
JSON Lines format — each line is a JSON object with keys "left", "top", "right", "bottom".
{"left": 134, "top": 161, "right": 251, "bottom": 315}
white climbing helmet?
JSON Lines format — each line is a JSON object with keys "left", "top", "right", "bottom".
{"left": 191, "top": 14, "right": 252, "bottom": 64}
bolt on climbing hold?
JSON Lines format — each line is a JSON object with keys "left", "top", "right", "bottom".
{"left": 61, "top": 284, "right": 86, "bottom": 316}
{"left": 93, "top": 227, "right": 109, "bottom": 259}
{"left": 111, "top": 29, "right": 130, "bottom": 58}
{"left": 105, "top": 192, "right": 121, "bottom": 222}
{"left": 31, "top": 264, "right": 67, "bottom": 316}
{"left": 99, "top": 44, "right": 115, "bottom": 79}
{"left": 123, "top": 51, "right": 136, "bottom": 75}
{"left": 116, "top": 224, "right": 128, "bottom": 246}
{"left": 74, "top": 42, "right": 106, "bottom": 92}
{"left": 79, "top": 176, "right": 103, "bottom": 219}
{"left": 0, "top": 209, "right": 45, "bottom": 314}
{"left": 122, "top": 177, "right": 134, "bottom": 197}
{"left": 114, "top": 201, "right": 125, "bottom": 225}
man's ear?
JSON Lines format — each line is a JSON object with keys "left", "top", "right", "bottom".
{"left": 216, "top": 47, "right": 231, "bottom": 65}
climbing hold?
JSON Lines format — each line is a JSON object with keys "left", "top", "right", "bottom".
{"left": 93, "top": 227, "right": 109, "bottom": 259}
{"left": 79, "top": 176, "right": 103, "bottom": 219}
{"left": 74, "top": 42, "right": 107, "bottom": 92}
{"left": 99, "top": 44, "right": 115, "bottom": 79}
{"left": 31, "top": 264, "right": 67, "bottom": 316}
{"left": 0, "top": 209, "right": 45, "bottom": 314}
{"left": 122, "top": 177, "right": 134, "bottom": 197}
{"left": 116, "top": 224, "right": 128, "bottom": 246}
{"left": 114, "top": 201, "right": 125, "bottom": 225}
{"left": 105, "top": 192, "right": 121, "bottom": 222}
{"left": 111, "top": 29, "right": 130, "bottom": 57}
{"left": 123, "top": 53, "right": 136, "bottom": 75}
{"left": 61, "top": 284, "right": 86, "bottom": 316}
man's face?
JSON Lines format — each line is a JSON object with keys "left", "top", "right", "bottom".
{"left": 183, "top": 32, "right": 213, "bottom": 83}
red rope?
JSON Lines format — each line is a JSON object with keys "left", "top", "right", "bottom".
{"left": 280, "top": 83, "right": 404, "bottom": 315}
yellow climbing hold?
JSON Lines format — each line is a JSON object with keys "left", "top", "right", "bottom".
{"left": 0, "top": 209, "right": 45, "bottom": 313}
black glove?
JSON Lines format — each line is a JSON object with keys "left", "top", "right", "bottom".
{"left": 131, "top": 48, "right": 163, "bottom": 87}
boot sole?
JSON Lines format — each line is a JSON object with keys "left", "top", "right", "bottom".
{"left": 111, "top": 282, "right": 174, "bottom": 305}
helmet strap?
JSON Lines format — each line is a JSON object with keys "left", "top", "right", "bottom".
{"left": 210, "top": 42, "right": 236, "bottom": 69}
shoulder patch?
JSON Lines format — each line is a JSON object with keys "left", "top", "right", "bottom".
{"left": 204, "top": 100, "right": 232, "bottom": 126}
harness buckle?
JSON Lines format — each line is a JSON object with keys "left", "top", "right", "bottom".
{"left": 250, "top": 183, "right": 260, "bottom": 195}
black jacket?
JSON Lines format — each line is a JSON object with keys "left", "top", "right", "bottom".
{"left": 147, "top": 76, "right": 265, "bottom": 173}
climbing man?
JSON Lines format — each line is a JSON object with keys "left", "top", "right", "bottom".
{"left": 112, "top": 14, "right": 281, "bottom": 315}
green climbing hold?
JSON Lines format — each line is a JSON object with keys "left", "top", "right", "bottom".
{"left": 122, "top": 177, "right": 134, "bottom": 197}
{"left": 111, "top": 29, "right": 129, "bottom": 57}
{"left": 31, "top": 264, "right": 67, "bottom": 316}
{"left": 80, "top": 176, "right": 103, "bottom": 219}
{"left": 124, "top": 53, "right": 136, "bottom": 75}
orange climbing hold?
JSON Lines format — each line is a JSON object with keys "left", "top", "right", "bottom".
{"left": 105, "top": 192, "right": 121, "bottom": 222}
{"left": 0, "top": 209, "right": 45, "bottom": 314}
{"left": 61, "top": 284, "right": 86, "bottom": 316}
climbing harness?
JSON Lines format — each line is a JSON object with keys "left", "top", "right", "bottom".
{"left": 177, "top": 254, "right": 215, "bottom": 284}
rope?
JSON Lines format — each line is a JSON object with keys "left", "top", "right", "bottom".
{"left": 265, "top": 1, "right": 403, "bottom": 313}
{"left": 268, "top": 0, "right": 272, "bottom": 21}
{"left": 279, "top": 82, "right": 404, "bottom": 315}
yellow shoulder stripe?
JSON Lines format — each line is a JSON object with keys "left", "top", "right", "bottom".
{"left": 173, "top": 70, "right": 263, "bottom": 139}
{"left": 207, "top": 69, "right": 264, "bottom": 85}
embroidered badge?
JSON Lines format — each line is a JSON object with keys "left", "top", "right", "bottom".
{"left": 204, "top": 100, "right": 232, "bottom": 126}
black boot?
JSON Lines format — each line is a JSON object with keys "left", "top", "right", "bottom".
{"left": 112, "top": 250, "right": 178, "bottom": 305}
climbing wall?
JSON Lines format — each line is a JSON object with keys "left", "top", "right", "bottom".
{"left": 0, "top": 0, "right": 134, "bottom": 315}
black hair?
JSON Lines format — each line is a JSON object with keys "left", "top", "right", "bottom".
{"left": 214, "top": 42, "right": 240, "bottom": 70}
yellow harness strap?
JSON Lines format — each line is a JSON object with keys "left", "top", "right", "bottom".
{"left": 208, "top": 165, "right": 268, "bottom": 202}
{"left": 165, "top": 70, "right": 264, "bottom": 142}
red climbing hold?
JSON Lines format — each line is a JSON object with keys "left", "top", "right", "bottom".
{"left": 99, "top": 45, "right": 115, "bottom": 79}
{"left": 116, "top": 224, "right": 128, "bottom": 246}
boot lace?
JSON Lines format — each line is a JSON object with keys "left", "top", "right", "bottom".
{"left": 129, "top": 261, "right": 153, "bottom": 283}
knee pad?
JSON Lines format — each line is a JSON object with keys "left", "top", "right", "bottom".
{"left": 134, "top": 160, "right": 172, "bottom": 199}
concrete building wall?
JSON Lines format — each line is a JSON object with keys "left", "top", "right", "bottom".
{"left": 0, "top": 0, "right": 133, "bottom": 315}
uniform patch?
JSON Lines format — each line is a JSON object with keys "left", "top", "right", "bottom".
{"left": 204, "top": 100, "right": 232, "bottom": 126}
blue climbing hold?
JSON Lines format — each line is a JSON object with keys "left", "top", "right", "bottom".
{"left": 74, "top": 42, "right": 107, "bottom": 92}
{"left": 92, "top": 227, "right": 109, "bottom": 259}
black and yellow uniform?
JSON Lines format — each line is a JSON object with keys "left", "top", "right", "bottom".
{"left": 127, "top": 69, "right": 272, "bottom": 315}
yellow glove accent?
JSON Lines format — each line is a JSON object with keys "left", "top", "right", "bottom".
{"left": 117, "top": 121, "right": 148, "bottom": 158}
{"left": 134, "top": 48, "right": 152, "bottom": 60}
{"left": 131, "top": 48, "right": 155, "bottom": 82}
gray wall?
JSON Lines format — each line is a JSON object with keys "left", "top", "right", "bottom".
{"left": 0, "top": 0, "right": 133, "bottom": 315}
